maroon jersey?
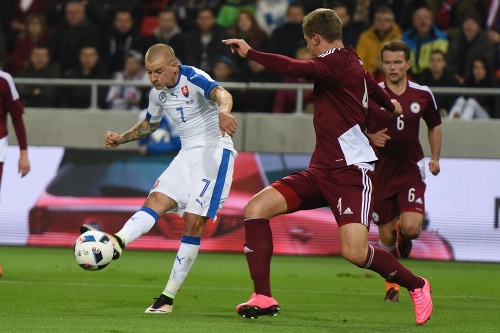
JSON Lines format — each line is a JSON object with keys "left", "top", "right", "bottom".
{"left": 248, "top": 46, "right": 394, "bottom": 169}
{"left": 0, "top": 71, "right": 24, "bottom": 139}
{"left": 367, "top": 81, "right": 441, "bottom": 188}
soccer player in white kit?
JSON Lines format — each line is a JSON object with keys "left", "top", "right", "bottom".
{"left": 81, "top": 44, "right": 238, "bottom": 313}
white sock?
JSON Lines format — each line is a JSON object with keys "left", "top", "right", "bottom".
{"left": 163, "top": 236, "right": 200, "bottom": 299}
{"left": 115, "top": 207, "right": 159, "bottom": 246}
{"left": 378, "top": 240, "right": 396, "bottom": 252}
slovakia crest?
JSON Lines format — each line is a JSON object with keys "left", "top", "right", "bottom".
{"left": 181, "top": 85, "right": 189, "bottom": 97}
{"left": 159, "top": 92, "right": 167, "bottom": 103}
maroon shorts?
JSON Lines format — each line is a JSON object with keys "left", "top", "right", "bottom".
{"left": 271, "top": 164, "right": 374, "bottom": 228}
{"left": 371, "top": 174, "right": 426, "bottom": 226}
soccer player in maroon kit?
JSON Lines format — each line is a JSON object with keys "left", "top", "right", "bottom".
{"left": 366, "top": 40, "right": 441, "bottom": 302}
{"left": 0, "top": 69, "right": 31, "bottom": 277}
{"left": 0, "top": 69, "right": 31, "bottom": 191}
{"left": 223, "top": 8, "right": 433, "bottom": 326}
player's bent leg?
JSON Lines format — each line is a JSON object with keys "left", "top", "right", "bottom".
{"left": 243, "top": 186, "right": 289, "bottom": 219}
{"left": 360, "top": 244, "right": 432, "bottom": 324}
{"left": 377, "top": 221, "right": 400, "bottom": 301}
{"left": 147, "top": 213, "right": 206, "bottom": 313}
{"left": 236, "top": 293, "right": 280, "bottom": 319}
{"left": 338, "top": 223, "right": 370, "bottom": 266}
{"left": 398, "top": 212, "right": 424, "bottom": 258}
{"left": 237, "top": 186, "right": 287, "bottom": 318}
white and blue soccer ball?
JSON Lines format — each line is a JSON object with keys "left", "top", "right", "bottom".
{"left": 73, "top": 231, "right": 114, "bottom": 271}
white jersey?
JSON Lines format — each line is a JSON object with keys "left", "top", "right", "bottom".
{"left": 147, "top": 65, "right": 235, "bottom": 153}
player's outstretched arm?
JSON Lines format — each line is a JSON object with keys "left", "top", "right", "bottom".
{"left": 211, "top": 86, "right": 237, "bottom": 137}
{"left": 104, "top": 119, "right": 160, "bottom": 148}
{"left": 222, "top": 39, "right": 251, "bottom": 58}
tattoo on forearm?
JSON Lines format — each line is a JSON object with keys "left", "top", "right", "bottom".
{"left": 121, "top": 121, "right": 158, "bottom": 144}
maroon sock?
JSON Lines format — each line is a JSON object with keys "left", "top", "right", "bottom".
{"left": 390, "top": 246, "right": 399, "bottom": 259}
{"left": 363, "top": 245, "right": 424, "bottom": 291}
{"left": 243, "top": 218, "right": 273, "bottom": 297}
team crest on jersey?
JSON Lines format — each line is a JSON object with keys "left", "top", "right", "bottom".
{"left": 410, "top": 102, "right": 420, "bottom": 113}
{"left": 181, "top": 85, "right": 189, "bottom": 97}
{"left": 159, "top": 92, "right": 167, "bottom": 103}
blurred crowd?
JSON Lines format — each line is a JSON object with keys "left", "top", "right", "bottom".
{"left": 1, "top": 0, "right": 500, "bottom": 118}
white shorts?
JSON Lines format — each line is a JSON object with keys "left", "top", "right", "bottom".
{"left": 0, "top": 136, "right": 8, "bottom": 162}
{"left": 150, "top": 146, "right": 235, "bottom": 219}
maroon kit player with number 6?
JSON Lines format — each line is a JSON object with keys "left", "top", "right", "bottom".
{"left": 366, "top": 39, "right": 441, "bottom": 302}
{"left": 223, "top": 8, "right": 433, "bottom": 326}
{"left": 0, "top": 69, "right": 31, "bottom": 277}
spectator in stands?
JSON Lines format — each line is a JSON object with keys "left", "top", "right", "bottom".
{"left": 448, "top": 57, "right": 498, "bottom": 119}
{"left": 168, "top": 0, "right": 221, "bottom": 33}
{"left": 430, "top": 0, "right": 480, "bottom": 37}
{"left": 46, "top": 0, "right": 72, "bottom": 28}
{"left": 268, "top": 1, "right": 307, "bottom": 58}
{"left": 272, "top": 47, "right": 314, "bottom": 114}
{"left": 356, "top": 5, "right": 402, "bottom": 81}
{"left": 48, "top": 1, "right": 102, "bottom": 75}
{"left": 233, "top": 9, "right": 269, "bottom": 50}
{"left": 8, "top": 14, "right": 49, "bottom": 75}
{"left": 212, "top": 55, "right": 238, "bottom": 82}
{"left": 183, "top": 7, "right": 233, "bottom": 76}
{"left": 106, "top": 49, "right": 149, "bottom": 111}
{"left": 254, "top": 0, "right": 289, "bottom": 36}
{"left": 137, "top": 8, "right": 185, "bottom": 64}
{"left": 216, "top": 0, "right": 256, "bottom": 31}
{"left": 137, "top": 108, "right": 181, "bottom": 156}
{"left": 58, "top": 45, "right": 108, "bottom": 109}
{"left": 418, "top": 49, "right": 460, "bottom": 116}
{"left": 16, "top": 44, "right": 61, "bottom": 107}
{"left": 0, "top": 29, "right": 9, "bottom": 70}
{"left": 402, "top": 4, "right": 448, "bottom": 80}
{"left": 332, "top": 1, "right": 367, "bottom": 48}
{"left": 302, "top": 0, "right": 340, "bottom": 16}
{"left": 368, "top": 0, "right": 405, "bottom": 27}
{"left": 231, "top": 9, "right": 269, "bottom": 70}
{"left": 211, "top": 55, "right": 245, "bottom": 112}
{"left": 237, "top": 56, "right": 282, "bottom": 113}
{"left": 84, "top": 0, "right": 140, "bottom": 33}
{"left": 103, "top": 9, "right": 140, "bottom": 74}
{"left": 7, "top": 0, "right": 49, "bottom": 48}
{"left": 446, "top": 12, "right": 496, "bottom": 86}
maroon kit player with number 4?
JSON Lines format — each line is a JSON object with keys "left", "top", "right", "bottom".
{"left": 223, "top": 8, "right": 433, "bottom": 326}
{"left": 366, "top": 40, "right": 441, "bottom": 302}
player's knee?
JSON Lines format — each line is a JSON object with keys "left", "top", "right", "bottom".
{"left": 401, "top": 223, "right": 422, "bottom": 239}
{"left": 341, "top": 247, "right": 366, "bottom": 267}
{"left": 243, "top": 199, "right": 261, "bottom": 218}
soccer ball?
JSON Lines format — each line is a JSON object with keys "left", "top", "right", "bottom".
{"left": 73, "top": 231, "right": 114, "bottom": 271}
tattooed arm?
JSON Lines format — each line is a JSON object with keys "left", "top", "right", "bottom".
{"left": 104, "top": 118, "right": 160, "bottom": 148}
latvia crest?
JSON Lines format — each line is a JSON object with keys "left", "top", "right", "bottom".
{"left": 181, "top": 85, "right": 189, "bottom": 97}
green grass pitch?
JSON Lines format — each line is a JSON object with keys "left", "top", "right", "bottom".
{"left": 0, "top": 246, "right": 499, "bottom": 333}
